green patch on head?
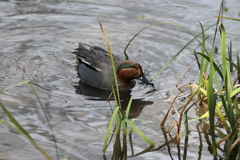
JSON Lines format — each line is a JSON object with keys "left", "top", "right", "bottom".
{"left": 117, "top": 62, "right": 134, "bottom": 73}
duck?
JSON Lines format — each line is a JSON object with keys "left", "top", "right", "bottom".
{"left": 72, "top": 43, "right": 153, "bottom": 90}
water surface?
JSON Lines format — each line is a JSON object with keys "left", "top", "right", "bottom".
{"left": 0, "top": 0, "right": 240, "bottom": 159}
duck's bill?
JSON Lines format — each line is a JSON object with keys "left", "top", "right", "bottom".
{"left": 137, "top": 73, "right": 154, "bottom": 86}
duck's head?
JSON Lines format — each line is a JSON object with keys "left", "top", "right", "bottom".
{"left": 116, "top": 60, "right": 154, "bottom": 86}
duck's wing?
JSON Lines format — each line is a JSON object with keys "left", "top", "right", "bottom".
{"left": 72, "top": 43, "right": 122, "bottom": 71}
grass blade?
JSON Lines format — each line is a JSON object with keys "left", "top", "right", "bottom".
{"left": 125, "top": 96, "right": 133, "bottom": 119}
{"left": 124, "top": 119, "right": 154, "bottom": 146}
{"left": 0, "top": 100, "right": 33, "bottom": 140}
{"left": 103, "top": 106, "right": 120, "bottom": 152}
{"left": 1, "top": 81, "right": 57, "bottom": 159}
{"left": 28, "top": 82, "right": 59, "bottom": 159}
{"left": 2, "top": 120, "right": 52, "bottom": 160}
{"left": 97, "top": 16, "right": 121, "bottom": 106}
{"left": 151, "top": 23, "right": 216, "bottom": 81}
{"left": 0, "top": 80, "right": 29, "bottom": 93}
{"left": 198, "top": 22, "right": 208, "bottom": 92}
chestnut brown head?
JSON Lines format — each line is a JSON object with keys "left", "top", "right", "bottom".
{"left": 116, "top": 60, "right": 153, "bottom": 86}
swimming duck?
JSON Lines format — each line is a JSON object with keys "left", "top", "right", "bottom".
{"left": 72, "top": 43, "right": 153, "bottom": 90}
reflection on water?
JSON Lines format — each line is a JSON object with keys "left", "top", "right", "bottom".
{"left": 103, "top": 134, "right": 156, "bottom": 160}
{"left": 73, "top": 80, "right": 154, "bottom": 119}
{"left": 73, "top": 80, "right": 113, "bottom": 100}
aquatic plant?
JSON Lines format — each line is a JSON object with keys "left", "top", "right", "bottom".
{"left": 0, "top": 81, "right": 55, "bottom": 160}
{"left": 97, "top": 17, "right": 155, "bottom": 157}
{"left": 156, "top": 3, "right": 240, "bottom": 159}
{"left": 112, "top": 1, "right": 240, "bottom": 159}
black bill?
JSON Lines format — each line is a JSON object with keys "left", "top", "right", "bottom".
{"left": 137, "top": 72, "right": 154, "bottom": 86}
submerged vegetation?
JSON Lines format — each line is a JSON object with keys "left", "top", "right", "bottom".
{"left": 0, "top": 1, "right": 239, "bottom": 160}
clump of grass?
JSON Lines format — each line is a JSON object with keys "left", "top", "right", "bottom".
{"left": 101, "top": 1, "right": 240, "bottom": 159}
{"left": 158, "top": 5, "right": 240, "bottom": 160}
{"left": 97, "top": 17, "right": 155, "bottom": 156}
{"left": 118, "top": 1, "right": 240, "bottom": 159}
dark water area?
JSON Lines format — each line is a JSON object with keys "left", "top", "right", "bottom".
{"left": 0, "top": 0, "right": 240, "bottom": 160}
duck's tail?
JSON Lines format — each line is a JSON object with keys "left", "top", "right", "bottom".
{"left": 78, "top": 43, "right": 86, "bottom": 49}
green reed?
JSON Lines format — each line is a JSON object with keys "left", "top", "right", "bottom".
{"left": 135, "top": 2, "right": 240, "bottom": 158}
{"left": 199, "top": 23, "right": 239, "bottom": 158}
{"left": 0, "top": 81, "right": 54, "bottom": 160}
{"left": 97, "top": 17, "right": 155, "bottom": 154}
{"left": 175, "top": 18, "right": 240, "bottom": 159}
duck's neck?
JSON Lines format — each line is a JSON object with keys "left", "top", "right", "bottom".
{"left": 118, "top": 79, "right": 136, "bottom": 90}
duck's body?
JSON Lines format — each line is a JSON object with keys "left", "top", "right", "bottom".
{"left": 72, "top": 43, "right": 153, "bottom": 90}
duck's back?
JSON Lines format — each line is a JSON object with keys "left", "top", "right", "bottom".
{"left": 73, "top": 43, "right": 123, "bottom": 90}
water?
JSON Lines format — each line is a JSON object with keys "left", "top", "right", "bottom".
{"left": 0, "top": 0, "right": 240, "bottom": 159}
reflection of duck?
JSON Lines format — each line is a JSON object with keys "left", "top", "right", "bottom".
{"left": 72, "top": 43, "right": 153, "bottom": 90}
{"left": 73, "top": 80, "right": 154, "bottom": 118}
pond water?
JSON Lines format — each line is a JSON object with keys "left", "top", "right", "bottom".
{"left": 0, "top": 0, "right": 240, "bottom": 160}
